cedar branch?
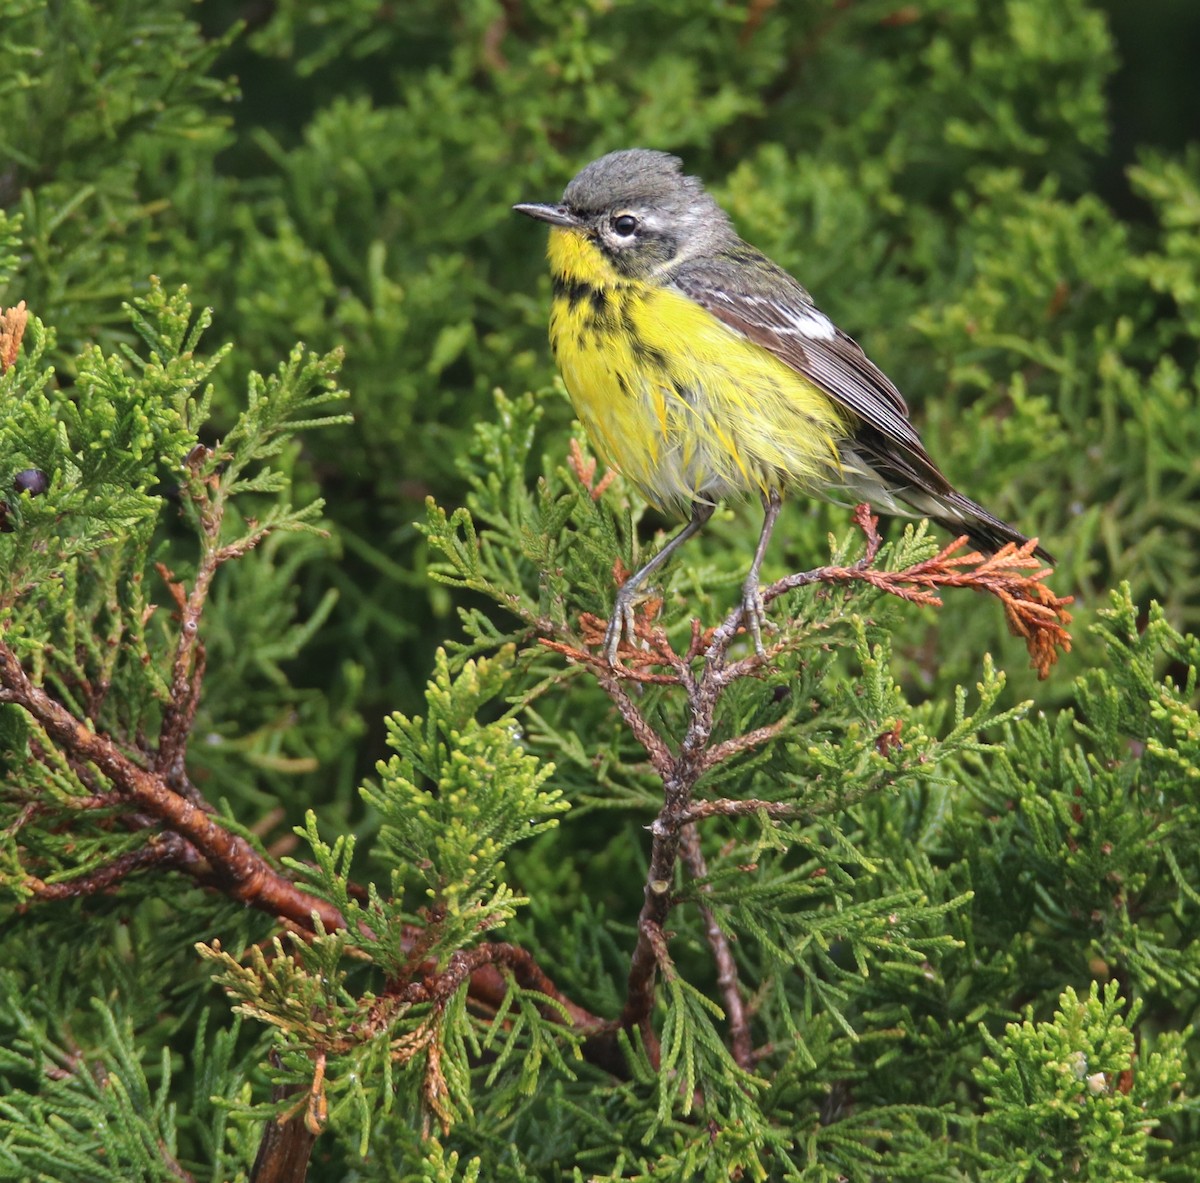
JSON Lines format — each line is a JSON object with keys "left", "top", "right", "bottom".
{"left": 0, "top": 640, "right": 343, "bottom": 931}
{"left": 550, "top": 503, "right": 1071, "bottom": 1069}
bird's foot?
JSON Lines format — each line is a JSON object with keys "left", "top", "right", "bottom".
{"left": 604, "top": 592, "right": 640, "bottom": 665}
{"left": 740, "top": 580, "right": 771, "bottom": 656}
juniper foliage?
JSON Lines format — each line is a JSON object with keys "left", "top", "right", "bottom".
{"left": 1, "top": 0, "right": 1199, "bottom": 1179}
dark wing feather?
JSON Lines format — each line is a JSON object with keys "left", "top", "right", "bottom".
{"left": 671, "top": 251, "right": 1053, "bottom": 561}
{"left": 670, "top": 254, "right": 952, "bottom": 495}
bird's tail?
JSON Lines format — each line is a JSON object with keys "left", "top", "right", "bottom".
{"left": 922, "top": 488, "right": 1054, "bottom": 564}
{"left": 838, "top": 436, "right": 1053, "bottom": 563}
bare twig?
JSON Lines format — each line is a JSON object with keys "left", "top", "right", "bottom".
{"left": 0, "top": 641, "right": 343, "bottom": 931}
{"left": 20, "top": 834, "right": 197, "bottom": 902}
{"left": 155, "top": 465, "right": 218, "bottom": 795}
{"left": 682, "top": 798, "right": 808, "bottom": 824}
{"left": 156, "top": 444, "right": 281, "bottom": 800}
{"left": 462, "top": 942, "right": 627, "bottom": 1075}
{"left": 702, "top": 718, "right": 791, "bottom": 772}
{"left": 679, "top": 825, "right": 753, "bottom": 1070}
{"left": 392, "top": 941, "right": 608, "bottom": 1033}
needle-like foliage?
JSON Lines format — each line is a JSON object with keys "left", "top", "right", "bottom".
{"left": 2, "top": 0, "right": 1200, "bottom": 1179}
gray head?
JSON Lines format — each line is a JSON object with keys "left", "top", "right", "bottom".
{"left": 513, "top": 149, "right": 734, "bottom": 277}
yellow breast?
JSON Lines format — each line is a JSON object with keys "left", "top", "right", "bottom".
{"left": 545, "top": 228, "right": 850, "bottom": 517}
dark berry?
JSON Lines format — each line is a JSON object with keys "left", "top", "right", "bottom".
{"left": 13, "top": 468, "right": 48, "bottom": 496}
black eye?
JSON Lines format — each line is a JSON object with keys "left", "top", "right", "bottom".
{"left": 611, "top": 214, "right": 639, "bottom": 237}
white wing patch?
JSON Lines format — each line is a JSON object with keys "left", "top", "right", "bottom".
{"left": 787, "top": 305, "right": 836, "bottom": 340}
{"left": 734, "top": 291, "right": 837, "bottom": 341}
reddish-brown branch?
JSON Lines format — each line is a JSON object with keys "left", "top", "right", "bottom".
{"left": 6, "top": 656, "right": 614, "bottom": 1077}
{"left": 357, "top": 938, "right": 623, "bottom": 1076}
{"left": 20, "top": 834, "right": 195, "bottom": 902}
{"left": 0, "top": 641, "right": 343, "bottom": 931}
{"left": 9, "top": 643, "right": 618, "bottom": 1091}
{"left": 396, "top": 942, "right": 608, "bottom": 1035}
{"left": 3, "top": 423, "right": 634, "bottom": 1175}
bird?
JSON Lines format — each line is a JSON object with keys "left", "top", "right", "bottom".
{"left": 513, "top": 149, "right": 1051, "bottom": 662}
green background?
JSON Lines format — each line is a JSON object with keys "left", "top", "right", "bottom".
{"left": 3, "top": 0, "right": 1200, "bottom": 1178}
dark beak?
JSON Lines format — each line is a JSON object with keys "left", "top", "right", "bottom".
{"left": 512, "top": 202, "right": 579, "bottom": 228}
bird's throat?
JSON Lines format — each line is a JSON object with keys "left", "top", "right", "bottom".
{"left": 546, "top": 227, "right": 624, "bottom": 289}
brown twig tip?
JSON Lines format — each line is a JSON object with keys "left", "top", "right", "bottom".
{"left": 852, "top": 502, "right": 883, "bottom": 562}
{"left": 154, "top": 562, "right": 188, "bottom": 612}
{"left": 552, "top": 609, "right": 688, "bottom": 682}
{"left": 850, "top": 534, "right": 1073, "bottom": 679}
{"left": 567, "top": 438, "right": 616, "bottom": 501}
{"left": 993, "top": 557, "right": 1074, "bottom": 680}
{"left": 540, "top": 630, "right": 672, "bottom": 684}
{"left": 0, "top": 301, "right": 28, "bottom": 372}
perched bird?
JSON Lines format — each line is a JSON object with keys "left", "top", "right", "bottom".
{"left": 514, "top": 149, "right": 1050, "bottom": 661}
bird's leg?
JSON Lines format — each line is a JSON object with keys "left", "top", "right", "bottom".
{"left": 605, "top": 502, "right": 715, "bottom": 664}
{"left": 741, "top": 490, "right": 783, "bottom": 655}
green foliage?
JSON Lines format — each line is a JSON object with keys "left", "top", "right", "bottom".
{"left": 363, "top": 649, "right": 566, "bottom": 914}
{"left": 2, "top": 0, "right": 1200, "bottom": 1179}
{"left": 951, "top": 588, "right": 1200, "bottom": 1017}
{"left": 974, "top": 982, "right": 1187, "bottom": 1181}
{"left": 198, "top": 648, "right": 571, "bottom": 1158}
{"left": 0, "top": 899, "right": 269, "bottom": 1183}
{"left": 0, "top": 996, "right": 241, "bottom": 1183}
{"left": 0, "top": 284, "right": 197, "bottom": 618}
{"left": 0, "top": 281, "right": 353, "bottom": 816}
{"left": 0, "top": 0, "right": 235, "bottom": 357}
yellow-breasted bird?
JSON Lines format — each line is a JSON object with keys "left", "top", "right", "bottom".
{"left": 514, "top": 149, "right": 1051, "bottom": 662}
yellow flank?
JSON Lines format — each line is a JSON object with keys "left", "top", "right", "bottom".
{"left": 546, "top": 227, "right": 851, "bottom": 517}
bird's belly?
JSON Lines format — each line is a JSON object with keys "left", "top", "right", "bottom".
{"left": 549, "top": 282, "right": 851, "bottom": 516}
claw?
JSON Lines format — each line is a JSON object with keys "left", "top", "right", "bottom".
{"left": 738, "top": 491, "right": 783, "bottom": 657}
{"left": 599, "top": 504, "right": 716, "bottom": 665}
{"left": 741, "top": 579, "right": 769, "bottom": 656}
{"left": 604, "top": 594, "right": 638, "bottom": 665}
